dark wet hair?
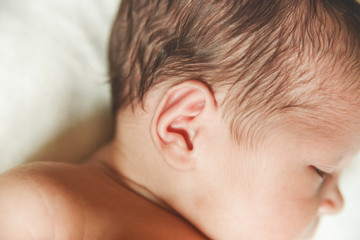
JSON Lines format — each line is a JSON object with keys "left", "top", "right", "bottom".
{"left": 109, "top": 0, "right": 360, "bottom": 143}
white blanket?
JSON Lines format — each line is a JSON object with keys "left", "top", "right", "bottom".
{"left": 0, "top": 1, "right": 359, "bottom": 239}
{"left": 0, "top": 0, "right": 120, "bottom": 171}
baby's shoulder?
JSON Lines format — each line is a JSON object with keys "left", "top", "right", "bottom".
{"left": 0, "top": 162, "right": 86, "bottom": 239}
{"left": 0, "top": 162, "right": 86, "bottom": 201}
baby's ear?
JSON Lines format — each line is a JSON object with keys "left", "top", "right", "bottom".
{"left": 151, "top": 80, "right": 218, "bottom": 171}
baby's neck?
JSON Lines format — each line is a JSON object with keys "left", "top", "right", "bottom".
{"left": 86, "top": 142, "right": 179, "bottom": 216}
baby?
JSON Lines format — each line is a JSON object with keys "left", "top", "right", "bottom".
{"left": 1, "top": 0, "right": 360, "bottom": 239}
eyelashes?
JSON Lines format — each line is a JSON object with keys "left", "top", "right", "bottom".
{"left": 313, "top": 166, "right": 331, "bottom": 180}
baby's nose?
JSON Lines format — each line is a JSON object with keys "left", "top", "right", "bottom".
{"left": 318, "top": 180, "right": 344, "bottom": 215}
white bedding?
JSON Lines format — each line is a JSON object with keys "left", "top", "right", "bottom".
{"left": 0, "top": 1, "right": 359, "bottom": 239}
{"left": 0, "top": 0, "right": 120, "bottom": 171}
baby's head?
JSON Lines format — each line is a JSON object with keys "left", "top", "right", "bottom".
{"left": 108, "top": 0, "right": 360, "bottom": 239}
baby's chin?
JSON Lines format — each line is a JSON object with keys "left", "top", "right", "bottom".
{"left": 299, "top": 217, "right": 320, "bottom": 240}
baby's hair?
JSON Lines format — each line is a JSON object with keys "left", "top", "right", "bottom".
{"left": 108, "top": 0, "right": 360, "bottom": 145}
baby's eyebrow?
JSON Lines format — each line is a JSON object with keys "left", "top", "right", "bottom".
{"left": 336, "top": 154, "right": 359, "bottom": 171}
{"left": 314, "top": 151, "right": 358, "bottom": 173}
{"left": 311, "top": 158, "right": 338, "bottom": 173}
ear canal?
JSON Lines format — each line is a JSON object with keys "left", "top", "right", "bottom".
{"left": 167, "top": 125, "right": 194, "bottom": 151}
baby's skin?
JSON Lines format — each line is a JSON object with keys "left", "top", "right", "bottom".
{"left": 0, "top": 150, "right": 206, "bottom": 240}
{"left": 1, "top": 80, "right": 360, "bottom": 240}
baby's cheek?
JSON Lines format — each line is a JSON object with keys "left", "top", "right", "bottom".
{"left": 283, "top": 197, "right": 320, "bottom": 237}
{"left": 269, "top": 201, "right": 317, "bottom": 239}
{"left": 256, "top": 185, "right": 320, "bottom": 239}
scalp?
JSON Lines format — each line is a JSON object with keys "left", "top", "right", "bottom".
{"left": 109, "top": 0, "right": 360, "bottom": 147}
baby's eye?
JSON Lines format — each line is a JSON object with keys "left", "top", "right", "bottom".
{"left": 313, "top": 167, "right": 330, "bottom": 180}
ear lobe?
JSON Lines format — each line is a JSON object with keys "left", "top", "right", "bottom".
{"left": 151, "top": 81, "right": 217, "bottom": 171}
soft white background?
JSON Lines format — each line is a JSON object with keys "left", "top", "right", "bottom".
{"left": 0, "top": 0, "right": 120, "bottom": 171}
{"left": 0, "top": 1, "right": 359, "bottom": 239}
